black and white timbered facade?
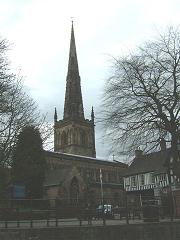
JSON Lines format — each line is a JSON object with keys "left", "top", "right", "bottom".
{"left": 124, "top": 172, "right": 169, "bottom": 192}
{"left": 123, "top": 149, "right": 177, "bottom": 199}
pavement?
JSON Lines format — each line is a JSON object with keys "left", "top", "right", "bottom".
{"left": 0, "top": 216, "right": 179, "bottom": 229}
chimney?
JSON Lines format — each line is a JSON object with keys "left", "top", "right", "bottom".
{"left": 159, "top": 138, "right": 166, "bottom": 151}
{"left": 135, "top": 149, "right": 143, "bottom": 158}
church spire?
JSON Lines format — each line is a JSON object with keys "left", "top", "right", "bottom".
{"left": 63, "top": 21, "right": 84, "bottom": 120}
{"left": 67, "top": 21, "right": 79, "bottom": 76}
{"left": 91, "top": 106, "right": 95, "bottom": 124}
{"left": 54, "top": 22, "right": 96, "bottom": 157}
{"left": 54, "top": 107, "right": 57, "bottom": 122}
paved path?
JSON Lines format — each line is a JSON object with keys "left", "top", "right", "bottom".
{"left": 0, "top": 217, "right": 179, "bottom": 229}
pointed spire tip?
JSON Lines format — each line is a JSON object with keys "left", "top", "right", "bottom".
{"left": 54, "top": 107, "right": 57, "bottom": 122}
{"left": 70, "top": 17, "right": 74, "bottom": 26}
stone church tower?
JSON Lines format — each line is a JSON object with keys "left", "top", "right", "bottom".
{"left": 54, "top": 22, "right": 96, "bottom": 157}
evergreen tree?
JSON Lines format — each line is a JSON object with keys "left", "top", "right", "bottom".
{"left": 12, "top": 126, "right": 46, "bottom": 198}
{"left": 0, "top": 167, "right": 9, "bottom": 198}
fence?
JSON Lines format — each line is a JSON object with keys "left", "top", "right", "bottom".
{"left": 0, "top": 194, "right": 179, "bottom": 228}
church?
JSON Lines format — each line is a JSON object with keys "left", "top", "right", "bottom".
{"left": 44, "top": 22, "right": 127, "bottom": 206}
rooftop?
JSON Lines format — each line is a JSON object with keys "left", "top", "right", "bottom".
{"left": 45, "top": 150, "right": 127, "bottom": 168}
{"left": 123, "top": 149, "right": 171, "bottom": 176}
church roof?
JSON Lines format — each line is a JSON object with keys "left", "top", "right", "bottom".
{"left": 45, "top": 150, "right": 127, "bottom": 168}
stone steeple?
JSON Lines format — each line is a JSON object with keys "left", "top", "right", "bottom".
{"left": 54, "top": 22, "right": 96, "bottom": 157}
{"left": 54, "top": 107, "right": 57, "bottom": 122}
{"left": 63, "top": 21, "right": 84, "bottom": 120}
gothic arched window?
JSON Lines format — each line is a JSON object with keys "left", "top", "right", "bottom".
{"left": 58, "top": 133, "right": 61, "bottom": 145}
{"left": 73, "top": 128, "right": 78, "bottom": 144}
{"left": 61, "top": 131, "right": 67, "bottom": 146}
{"left": 67, "top": 130, "right": 71, "bottom": 144}
{"left": 69, "top": 129, "right": 73, "bottom": 144}
{"left": 70, "top": 177, "right": 79, "bottom": 205}
{"left": 80, "top": 130, "right": 87, "bottom": 146}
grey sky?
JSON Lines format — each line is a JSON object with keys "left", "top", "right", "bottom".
{"left": 0, "top": 0, "right": 179, "bottom": 160}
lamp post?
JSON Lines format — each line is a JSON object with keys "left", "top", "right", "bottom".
{"left": 100, "top": 169, "right": 104, "bottom": 205}
{"left": 167, "top": 151, "right": 175, "bottom": 221}
{"left": 99, "top": 169, "right": 106, "bottom": 225}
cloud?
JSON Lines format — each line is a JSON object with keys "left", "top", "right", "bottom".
{"left": 0, "top": 0, "right": 180, "bottom": 158}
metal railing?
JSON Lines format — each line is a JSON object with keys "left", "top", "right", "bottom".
{"left": 0, "top": 193, "right": 179, "bottom": 228}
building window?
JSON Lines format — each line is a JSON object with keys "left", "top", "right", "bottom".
{"left": 107, "top": 173, "right": 111, "bottom": 182}
{"left": 125, "top": 177, "right": 130, "bottom": 186}
{"left": 95, "top": 170, "right": 100, "bottom": 182}
{"left": 80, "top": 130, "right": 87, "bottom": 146}
{"left": 159, "top": 174, "right": 166, "bottom": 181}
{"left": 140, "top": 174, "right": 145, "bottom": 185}
{"left": 131, "top": 176, "right": 136, "bottom": 186}
{"left": 101, "top": 171, "right": 106, "bottom": 183}
{"left": 150, "top": 173, "right": 155, "bottom": 184}
{"left": 118, "top": 174, "right": 123, "bottom": 184}
{"left": 102, "top": 171, "right": 106, "bottom": 182}
{"left": 86, "top": 169, "right": 95, "bottom": 182}
{"left": 61, "top": 131, "right": 67, "bottom": 146}
{"left": 107, "top": 172, "right": 116, "bottom": 183}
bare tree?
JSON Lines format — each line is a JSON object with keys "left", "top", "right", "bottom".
{"left": 0, "top": 78, "right": 41, "bottom": 166}
{"left": 0, "top": 38, "right": 52, "bottom": 166}
{"left": 101, "top": 27, "right": 180, "bottom": 168}
{"left": 38, "top": 115, "right": 54, "bottom": 151}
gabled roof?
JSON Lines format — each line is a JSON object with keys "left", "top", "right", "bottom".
{"left": 124, "top": 149, "right": 171, "bottom": 177}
